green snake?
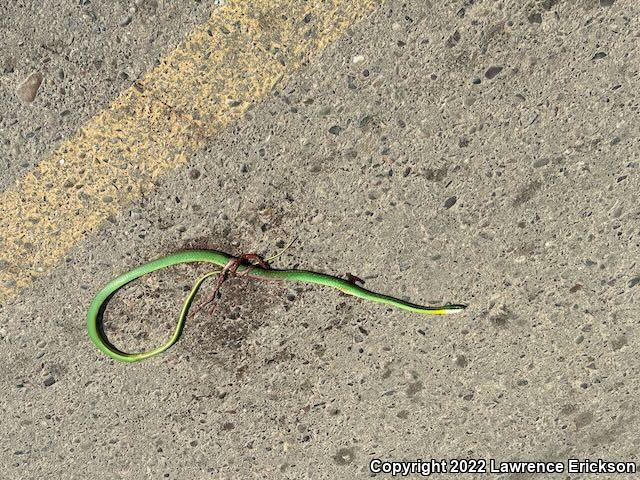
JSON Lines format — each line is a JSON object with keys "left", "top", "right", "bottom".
{"left": 87, "top": 250, "right": 466, "bottom": 362}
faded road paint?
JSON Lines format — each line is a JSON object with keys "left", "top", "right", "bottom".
{"left": 0, "top": 0, "right": 378, "bottom": 302}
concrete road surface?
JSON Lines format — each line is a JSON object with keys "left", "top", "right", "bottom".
{"left": 1, "top": 0, "right": 638, "bottom": 478}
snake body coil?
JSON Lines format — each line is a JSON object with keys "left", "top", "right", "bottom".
{"left": 87, "top": 250, "right": 466, "bottom": 362}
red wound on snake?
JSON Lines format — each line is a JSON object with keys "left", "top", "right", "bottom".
{"left": 194, "top": 253, "right": 272, "bottom": 315}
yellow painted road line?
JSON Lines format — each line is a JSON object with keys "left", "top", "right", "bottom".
{"left": 0, "top": 0, "right": 378, "bottom": 302}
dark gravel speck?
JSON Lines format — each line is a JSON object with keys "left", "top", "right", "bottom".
{"left": 359, "top": 115, "right": 372, "bottom": 128}
{"left": 444, "top": 196, "right": 457, "bottom": 209}
{"left": 446, "top": 31, "right": 461, "bottom": 48}
{"left": 485, "top": 66, "right": 503, "bottom": 79}
{"left": 528, "top": 13, "right": 542, "bottom": 24}
{"left": 569, "top": 284, "right": 583, "bottom": 293}
{"left": 406, "top": 381, "right": 423, "bottom": 396}
{"left": 455, "top": 355, "right": 468, "bottom": 367}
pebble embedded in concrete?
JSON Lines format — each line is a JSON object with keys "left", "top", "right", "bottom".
{"left": 16, "top": 72, "right": 44, "bottom": 103}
